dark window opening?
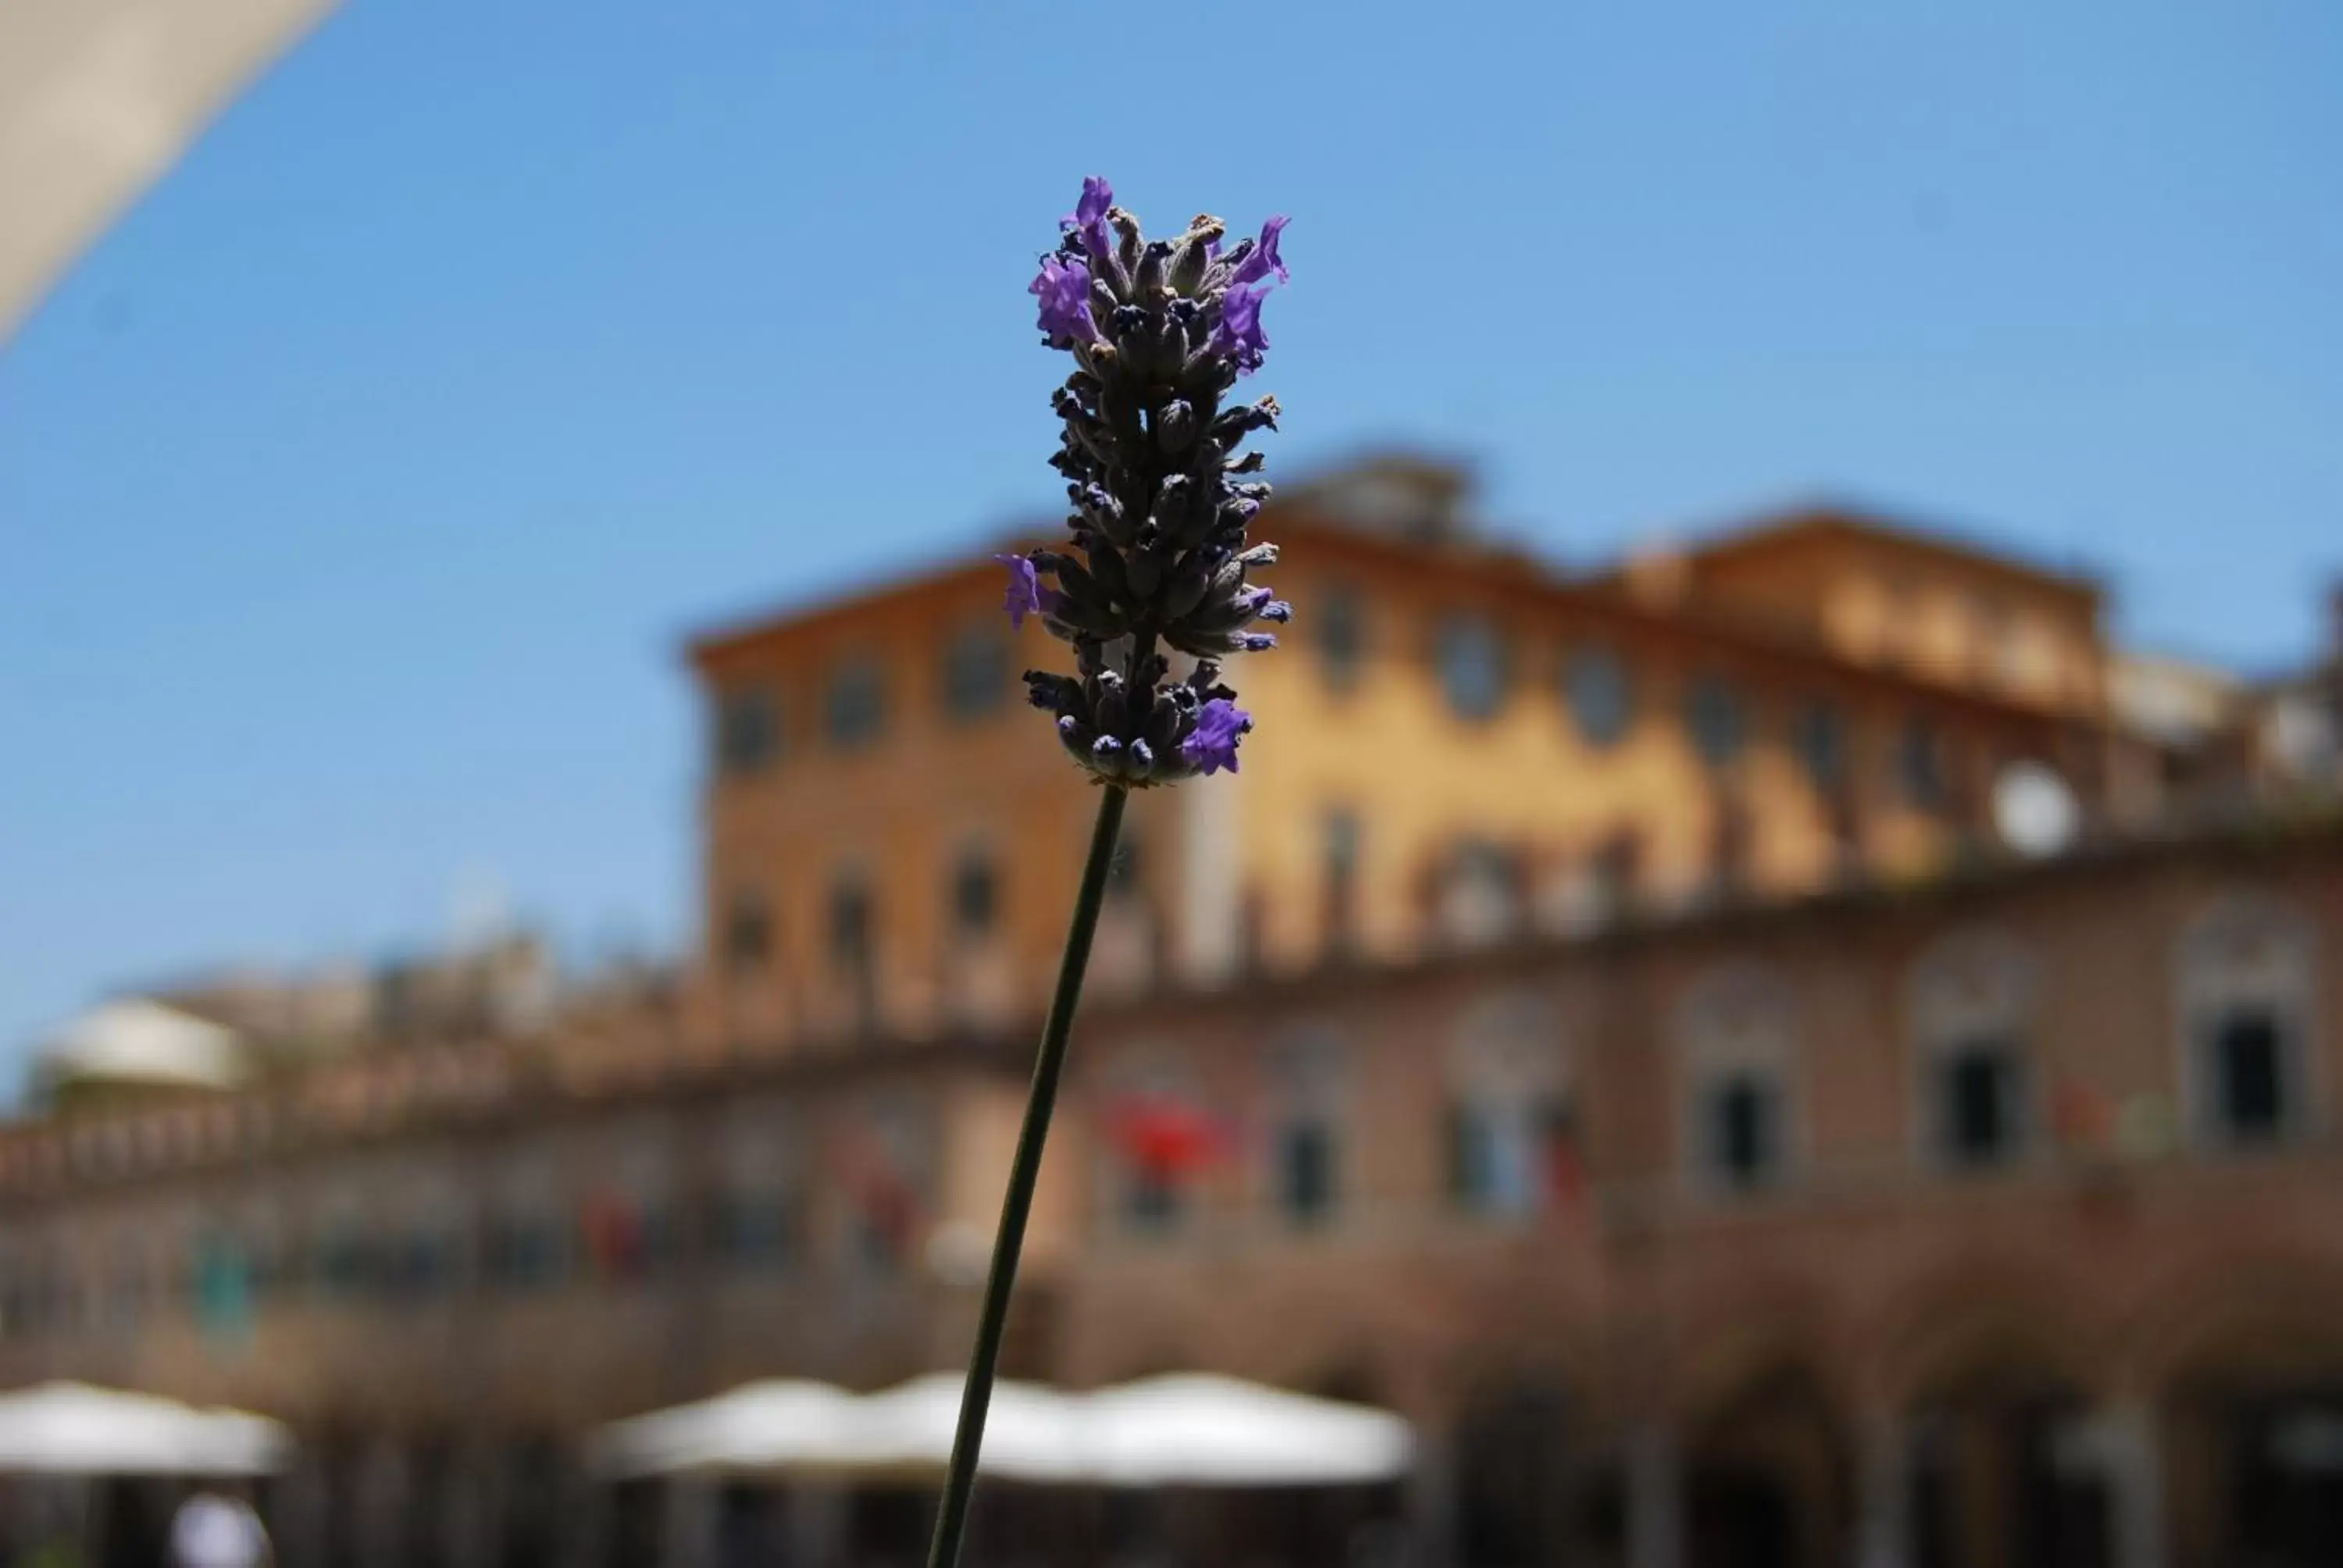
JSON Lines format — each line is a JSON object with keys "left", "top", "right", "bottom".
{"left": 829, "top": 880, "right": 872, "bottom": 967}
{"left": 1450, "top": 1099, "right": 1578, "bottom": 1216}
{"left": 1565, "top": 647, "right": 1635, "bottom": 748}
{"left": 1279, "top": 1120, "right": 1339, "bottom": 1225}
{"left": 2212, "top": 1010, "right": 2288, "bottom": 1144}
{"left": 724, "top": 895, "right": 772, "bottom": 971}
{"left": 1685, "top": 677, "right": 1747, "bottom": 768}
{"left": 1938, "top": 1040, "right": 2021, "bottom": 1167}
{"left": 1124, "top": 1171, "right": 1181, "bottom": 1233}
{"left": 1899, "top": 720, "right": 1945, "bottom": 808}
{"left": 1438, "top": 615, "right": 1510, "bottom": 721}
{"left": 1794, "top": 703, "right": 1846, "bottom": 793}
{"left": 714, "top": 1192, "right": 796, "bottom": 1272}
{"left": 1319, "top": 586, "right": 1365, "bottom": 692}
{"left": 825, "top": 658, "right": 886, "bottom": 748}
{"left": 942, "top": 627, "right": 1008, "bottom": 721}
{"left": 1323, "top": 811, "right": 1361, "bottom": 953}
{"left": 487, "top": 1217, "right": 566, "bottom": 1293}
{"left": 951, "top": 851, "right": 997, "bottom": 939}
{"left": 1707, "top": 1073, "right": 1779, "bottom": 1191}
{"left": 715, "top": 687, "right": 779, "bottom": 775}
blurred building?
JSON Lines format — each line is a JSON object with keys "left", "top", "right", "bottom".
{"left": 2, "top": 458, "right": 2340, "bottom": 1568}
{"left": 686, "top": 458, "right": 2139, "bottom": 1054}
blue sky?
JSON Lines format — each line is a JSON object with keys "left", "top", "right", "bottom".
{"left": 3, "top": 0, "right": 2339, "bottom": 1084}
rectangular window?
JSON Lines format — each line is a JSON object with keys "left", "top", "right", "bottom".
{"left": 1899, "top": 720, "right": 1945, "bottom": 808}
{"left": 715, "top": 1192, "right": 795, "bottom": 1273}
{"left": 1685, "top": 676, "right": 1748, "bottom": 768}
{"left": 1706, "top": 1072, "right": 1780, "bottom": 1191}
{"left": 724, "top": 893, "right": 772, "bottom": 972}
{"left": 1565, "top": 647, "right": 1635, "bottom": 748}
{"left": 714, "top": 686, "right": 779, "bottom": 775}
{"left": 2213, "top": 1010, "right": 2287, "bottom": 1143}
{"left": 1793, "top": 703, "right": 1846, "bottom": 793}
{"left": 1937, "top": 1041, "right": 2020, "bottom": 1167}
{"left": 1122, "top": 1171, "right": 1182, "bottom": 1235}
{"left": 951, "top": 850, "right": 998, "bottom": 939}
{"left": 1318, "top": 586, "right": 1364, "bottom": 693}
{"left": 487, "top": 1216, "right": 566, "bottom": 1292}
{"left": 1278, "top": 1120, "right": 1339, "bottom": 1226}
{"left": 1437, "top": 614, "right": 1510, "bottom": 721}
{"left": 1323, "top": 811, "right": 1361, "bottom": 952}
{"left": 1453, "top": 1100, "right": 1578, "bottom": 1216}
{"left": 825, "top": 657, "right": 886, "bottom": 748}
{"left": 942, "top": 626, "right": 1009, "bottom": 721}
{"left": 829, "top": 879, "right": 871, "bottom": 968}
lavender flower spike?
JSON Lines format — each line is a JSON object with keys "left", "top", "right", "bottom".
{"left": 1007, "top": 177, "right": 1295, "bottom": 787}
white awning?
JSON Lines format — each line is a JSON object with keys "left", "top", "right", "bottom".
{"left": 0, "top": 1383, "right": 293, "bottom": 1476}
{"left": 590, "top": 1373, "right": 1414, "bottom": 1488}
{"left": 0, "top": 0, "right": 340, "bottom": 343}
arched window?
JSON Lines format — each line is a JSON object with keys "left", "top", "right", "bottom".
{"left": 1447, "top": 992, "right": 1578, "bottom": 1219}
{"left": 1908, "top": 930, "right": 2038, "bottom": 1170}
{"left": 2177, "top": 895, "right": 2320, "bottom": 1149}
{"left": 1676, "top": 964, "right": 1799, "bottom": 1194}
{"left": 1268, "top": 1029, "right": 1348, "bottom": 1228}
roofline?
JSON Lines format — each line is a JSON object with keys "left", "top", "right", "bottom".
{"left": 683, "top": 533, "right": 1048, "bottom": 668}
{"left": 1268, "top": 511, "right": 2102, "bottom": 729}
{"left": 1662, "top": 504, "right": 2105, "bottom": 604}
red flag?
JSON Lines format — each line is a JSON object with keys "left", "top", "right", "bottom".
{"left": 1105, "top": 1096, "right": 1231, "bottom": 1178}
{"left": 833, "top": 1129, "right": 924, "bottom": 1254}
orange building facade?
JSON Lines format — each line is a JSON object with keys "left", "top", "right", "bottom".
{"left": 687, "top": 460, "right": 2136, "bottom": 1053}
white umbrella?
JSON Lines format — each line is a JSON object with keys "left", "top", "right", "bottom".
{"left": 590, "top": 1373, "right": 1413, "bottom": 1489}
{"left": 1081, "top": 1374, "right": 1414, "bottom": 1488}
{"left": 0, "top": 1382, "right": 291, "bottom": 1476}
{"left": 851, "top": 1373, "right": 1084, "bottom": 1484}
{"left": 590, "top": 1379, "right": 859, "bottom": 1481}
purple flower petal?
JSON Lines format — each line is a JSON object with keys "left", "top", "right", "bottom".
{"left": 1230, "top": 216, "right": 1289, "bottom": 288}
{"left": 1029, "top": 256, "right": 1099, "bottom": 346}
{"left": 996, "top": 553, "right": 1045, "bottom": 629}
{"left": 1060, "top": 176, "right": 1115, "bottom": 262}
{"left": 1180, "top": 698, "right": 1253, "bottom": 776}
{"left": 1212, "top": 285, "right": 1271, "bottom": 375}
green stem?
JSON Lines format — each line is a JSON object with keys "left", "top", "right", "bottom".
{"left": 926, "top": 782, "right": 1129, "bottom": 1568}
